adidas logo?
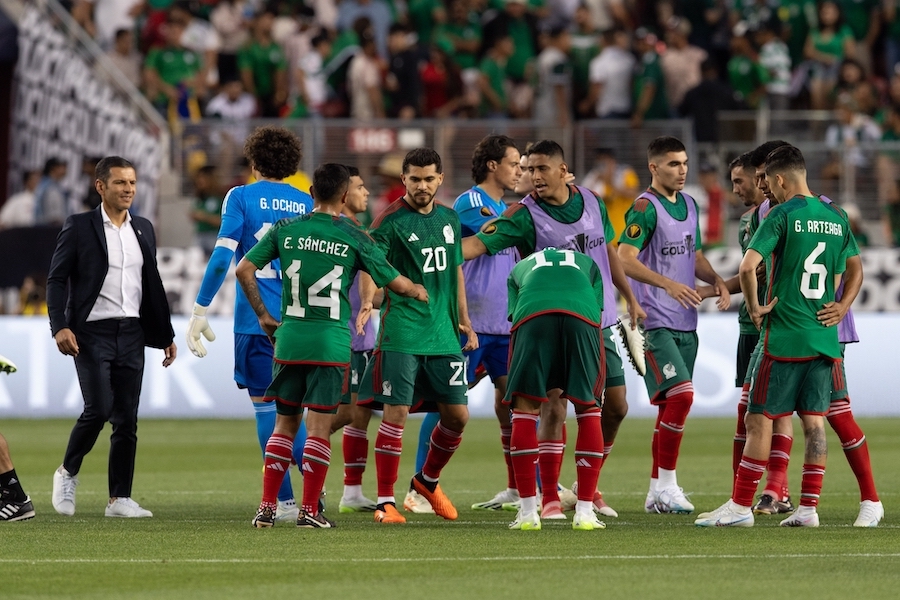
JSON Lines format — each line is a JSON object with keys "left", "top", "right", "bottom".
{"left": 302, "top": 462, "right": 314, "bottom": 473}
{"left": 407, "top": 233, "right": 420, "bottom": 242}
{"left": 266, "top": 463, "right": 285, "bottom": 471}
{"left": 575, "top": 458, "right": 592, "bottom": 468}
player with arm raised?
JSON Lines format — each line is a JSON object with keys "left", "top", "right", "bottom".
{"left": 185, "top": 126, "right": 313, "bottom": 522}
{"left": 238, "top": 163, "right": 427, "bottom": 528}
{"left": 616, "top": 136, "right": 730, "bottom": 515}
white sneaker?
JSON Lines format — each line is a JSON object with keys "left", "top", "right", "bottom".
{"left": 694, "top": 500, "right": 754, "bottom": 527}
{"left": 509, "top": 510, "right": 541, "bottom": 530}
{"left": 471, "top": 488, "right": 519, "bottom": 510}
{"left": 275, "top": 499, "right": 300, "bottom": 522}
{"left": 655, "top": 486, "right": 694, "bottom": 514}
{"left": 644, "top": 488, "right": 658, "bottom": 513}
{"left": 105, "top": 497, "right": 153, "bottom": 518}
{"left": 780, "top": 507, "right": 819, "bottom": 527}
{"left": 572, "top": 511, "right": 606, "bottom": 531}
{"left": 339, "top": 495, "right": 378, "bottom": 513}
{"left": 52, "top": 466, "right": 77, "bottom": 516}
{"left": 853, "top": 500, "right": 884, "bottom": 528}
{"left": 557, "top": 484, "right": 577, "bottom": 511}
{"left": 403, "top": 489, "right": 435, "bottom": 514}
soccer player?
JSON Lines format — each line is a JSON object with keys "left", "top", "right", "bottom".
{"left": 185, "top": 126, "right": 313, "bottom": 522}
{"left": 505, "top": 248, "right": 609, "bottom": 532}
{"left": 0, "top": 354, "right": 34, "bottom": 522}
{"left": 616, "top": 135, "right": 730, "bottom": 515}
{"left": 237, "top": 163, "right": 427, "bottom": 528}
{"left": 463, "top": 139, "right": 644, "bottom": 519}
{"left": 696, "top": 144, "right": 858, "bottom": 527}
{"left": 357, "top": 147, "right": 477, "bottom": 525}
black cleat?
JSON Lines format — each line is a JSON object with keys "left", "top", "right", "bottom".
{"left": 252, "top": 505, "right": 276, "bottom": 528}
{"left": 297, "top": 510, "right": 335, "bottom": 528}
{"left": 0, "top": 490, "right": 35, "bottom": 522}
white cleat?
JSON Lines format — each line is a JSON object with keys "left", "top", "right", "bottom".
{"left": 694, "top": 500, "right": 754, "bottom": 527}
{"left": 572, "top": 511, "right": 606, "bottom": 530}
{"left": 509, "top": 510, "right": 541, "bottom": 531}
{"left": 644, "top": 489, "right": 659, "bottom": 513}
{"left": 472, "top": 488, "right": 519, "bottom": 511}
{"left": 105, "top": 497, "right": 153, "bottom": 518}
{"left": 853, "top": 500, "right": 884, "bottom": 528}
{"left": 403, "top": 489, "right": 435, "bottom": 514}
{"left": 779, "top": 507, "right": 819, "bottom": 527}
{"left": 275, "top": 499, "right": 300, "bottom": 522}
{"left": 655, "top": 486, "right": 694, "bottom": 514}
{"left": 338, "top": 495, "right": 378, "bottom": 513}
{"left": 52, "top": 466, "right": 77, "bottom": 516}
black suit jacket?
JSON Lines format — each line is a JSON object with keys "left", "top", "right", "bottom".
{"left": 47, "top": 207, "right": 175, "bottom": 349}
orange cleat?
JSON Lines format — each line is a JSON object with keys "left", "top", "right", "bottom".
{"left": 411, "top": 477, "right": 458, "bottom": 521}
{"left": 374, "top": 503, "right": 406, "bottom": 524}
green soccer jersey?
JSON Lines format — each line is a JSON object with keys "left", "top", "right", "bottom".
{"left": 508, "top": 248, "right": 604, "bottom": 328}
{"left": 727, "top": 55, "right": 769, "bottom": 106}
{"left": 737, "top": 205, "right": 766, "bottom": 335}
{"left": 369, "top": 200, "right": 464, "bottom": 355}
{"left": 617, "top": 189, "right": 703, "bottom": 251}
{"left": 476, "top": 188, "right": 615, "bottom": 259}
{"left": 245, "top": 212, "right": 400, "bottom": 364}
{"left": 633, "top": 51, "right": 669, "bottom": 120}
{"left": 479, "top": 55, "right": 508, "bottom": 115}
{"left": 748, "top": 196, "right": 858, "bottom": 360}
{"left": 144, "top": 46, "right": 201, "bottom": 103}
{"left": 238, "top": 40, "right": 287, "bottom": 96}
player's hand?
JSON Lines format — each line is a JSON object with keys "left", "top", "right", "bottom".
{"left": 162, "top": 343, "right": 177, "bottom": 367}
{"left": 186, "top": 303, "right": 216, "bottom": 358}
{"left": 0, "top": 353, "right": 17, "bottom": 374}
{"left": 258, "top": 313, "right": 280, "bottom": 341}
{"left": 713, "top": 278, "right": 731, "bottom": 311}
{"left": 628, "top": 300, "right": 647, "bottom": 328}
{"left": 356, "top": 302, "right": 374, "bottom": 335}
{"left": 460, "top": 324, "right": 479, "bottom": 351}
{"left": 817, "top": 300, "right": 848, "bottom": 327}
{"left": 564, "top": 172, "right": 576, "bottom": 184}
{"left": 665, "top": 282, "right": 702, "bottom": 309}
{"left": 54, "top": 328, "right": 79, "bottom": 357}
{"left": 750, "top": 297, "right": 778, "bottom": 330}
{"left": 411, "top": 284, "right": 429, "bottom": 303}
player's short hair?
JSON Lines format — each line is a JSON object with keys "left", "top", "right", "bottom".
{"left": 402, "top": 148, "right": 443, "bottom": 174}
{"left": 471, "top": 134, "right": 518, "bottom": 184}
{"left": 95, "top": 156, "right": 135, "bottom": 183}
{"left": 312, "top": 163, "right": 350, "bottom": 203}
{"left": 344, "top": 165, "right": 361, "bottom": 178}
{"left": 749, "top": 140, "right": 789, "bottom": 168}
{"left": 764, "top": 145, "right": 805, "bottom": 176}
{"left": 243, "top": 126, "right": 303, "bottom": 180}
{"left": 728, "top": 152, "right": 754, "bottom": 172}
{"left": 526, "top": 139, "right": 565, "bottom": 160}
{"left": 647, "top": 136, "right": 686, "bottom": 161}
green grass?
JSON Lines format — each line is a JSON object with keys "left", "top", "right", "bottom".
{"left": 1, "top": 416, "right": 898, "bottom": 599}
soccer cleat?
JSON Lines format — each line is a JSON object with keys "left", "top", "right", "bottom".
{"left": 777, "top": 495, "right": 795, "bottom": 514}
{"left": 500, "top": 499, "right": 521, "bottom": 512}
{"left": 616, "top": 314, "right": 646, "bottom": 376}
{"left": 694, "top": 500, "right": 754, "bottom": 527}
{"left": 853, "top": 500, "right": 884, "bottom": 528}
{"left": 105, "top": 497, "right": 153, "bottom": 518}
{"left": 574, "top": 482, "right": 618, "bottom": 518}
{"left": 655, "top": 486, "right": 694, "bottom": 514}
{"left": 51, "top": 466, "right": 78, "bottom": 516}
{"left": 374, "top": 503, "right": 406, "bottom": 524}
{"left": 472, "top": 488, "right": 520, "bottom": 511}
{"left": 780, "top": 507, "right": 819, "bottom": 527}
{"left": 572, "top": 511, "right": 606, "bottom": 531}
{"left": 275, "top": 499, "right": 300, "bottom": 522}
{"left": 297, "top": 510, "right": 335, "bottom": 528}
{"left": 558, "top": 484, "right": 577, "bottom": 511}
{"left": 252, "top": 505, "right": 276, "bottom": 528}
{"left": 0, "top": 353, "right": 17, "bottom": 374}
{"left": 318, "top": 488, "right": 327, "bottom": 513}
{"left": 411, "top": 477, "right": 458, "bottom": 520}
{"left": 339, "top": 495, "right": 378, "bottom": 513}
{"left": 644, "top": 489, "right": 659, "bottom": 513}
{"left": 403, "top": 489, "right": 435, "bottom": 514}
{"left": 509, "top": 511, "right": 541, "bottom": 531}
{"left": 0, "top": 490, "right": 35, "bottom": 522}
{"left": 540, "top": 500, "right": 567, "bottom": 520}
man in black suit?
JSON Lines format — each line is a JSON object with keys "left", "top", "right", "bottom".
{"left": 47, "top": 156, "right": 176, "bottom": 518}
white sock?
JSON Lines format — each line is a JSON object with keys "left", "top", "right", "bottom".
{"left": 575, "top": 500, "right": 594, "bottom": 517}
{"left": 521, "top": 496, "right": 538, "bottom": 516}
{"left": 658, "top": 468, "right": 677, "bottom": 489}
{"left": 377, "top": 496, "right": 396, "bottom": 506}
{"left": 728, "top": 499, "right": 751, "bottom": 514}
{"left": 796, "top": 505, "right": 817, "bottom": 515}
{"left": 506, "top": 487, "right": 519, "bottom": 497}
{"left": 648, "top": 477, "right": 659, "bottom": 495}
{"left": 343, "top": 485, "right": 363, "bottom": 499}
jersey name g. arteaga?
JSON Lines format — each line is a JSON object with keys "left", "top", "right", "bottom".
{"left": 219, "top": 180, "right": 313, "bottom": 335}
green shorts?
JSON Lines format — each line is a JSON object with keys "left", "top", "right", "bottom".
{"left": 743, "top": 337, "right": 764, "bottom": 387}
{"left": 357, "top": 350, "right": 468, "bottom": 412}
{"left": 831, "top": 343, "right": 848, "bottom": 402}
{"left": 264, "top": 362, "right": 348, "bottom": 415}
{"left": 604, "top": 326, "right": 625, "bottom": 389}
{"left": 506, "top": 315, "right": 604, "bottom": 407}
{"left": 736, "top": 332, "right": 760, "bottom": 387}
{"left": 748, "top": 355, "right": 834, "bottom": 418}
{"left": 341, "top": 350, "right": 373, "bottom": 404}
{"left": 643, "top": 328, "right": 698, "bottom": 404}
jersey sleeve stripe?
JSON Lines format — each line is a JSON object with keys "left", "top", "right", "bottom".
{"left": 215, "top": 237, "right": 239, "bottom": 251}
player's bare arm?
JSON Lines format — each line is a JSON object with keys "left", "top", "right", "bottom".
{"left": 617, "top": 242, "right": 703, "bottom": 309}
{"left": 462, "top": 234, "right": 488, "bottom": 260}
{"left": 818, "top": 254, "right": 862, "bottom": 327}
{"left": 606, "top": 243, "right": 646, "bottom": 326}
{"left": 695, "top": 249, "right": 731, "bottom": 311}
{"left": 739, "top": 248, "right": 778, "bottom": 329}
{"left": 385, "top": 275, "right": 429, "bottom": 303}
{"left": 457, "top": 266, "right": 479, "bottom": 351}
{"left": 235, "top": 257, "right": 280, "bottom": 338}
{"left": 356, "top": 272, "right": 377, "bottom": 335}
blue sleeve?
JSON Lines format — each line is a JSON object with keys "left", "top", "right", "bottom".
{"left": 196, "top": 245, "right": 235, "bottom": 307}
{"left": 453, "top": 191, "right": 498, "bottom": 237}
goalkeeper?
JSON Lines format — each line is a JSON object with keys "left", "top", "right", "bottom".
{"left": 0, "top": 354, "right": 34, "bottom": 521}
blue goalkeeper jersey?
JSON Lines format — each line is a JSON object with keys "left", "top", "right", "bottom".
{"left": 218, "top": 180, "right": 313, "bottom": 335}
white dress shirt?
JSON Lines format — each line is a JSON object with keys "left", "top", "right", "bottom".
{"left": 87, "top": 204, "right": 143, "bottom": 321}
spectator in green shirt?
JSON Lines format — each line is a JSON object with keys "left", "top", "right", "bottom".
{"left": 238, "top": 7, "right": 288, "bottom": 117}
{"left": 479, "top": 31, "right": 514, "bottom": 118}
{"left": 778, "top": 0, "right": 819, "bottom": 68}
{"left": 570, "top": 4, "right": 601, "bottom": 118}
{"left": 407, "top": 0, "right": 447, "bottom": 48}
{"left": 805, "top": 1, "right": 856, "bottom": 109}
{"left": 883, "top": 0, "right": 900, "bottom": 75}
{"left": 189, "top": 165, "right": 224, "bottom": 257}
{"left": 483, "top": 0, "right": 539, "bottom": 84}
{"left": 727, "top": 24, "right": 769, "bottom": 109}
{"left": 143, "top": 18, "right": 203, "bottom": 114}
{"left": 631, "top": 28, "right": 669, "bottom": 128}
{"left": 835, "top": 0, "right": 881, "bottom": 74}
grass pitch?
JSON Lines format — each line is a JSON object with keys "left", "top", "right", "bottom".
{"left": 1, "top": 416, "right": 898, "bottom": 599}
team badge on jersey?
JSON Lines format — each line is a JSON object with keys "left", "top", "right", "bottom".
{"left": 382, "top": 381, "right": 392, "bottom": 396}
{"left": 480, "top": 206, "right": 493, "bottom": 217}
{"left": 483, "top": 223, "right": 497, "bottom": 235}
{"left": 663, "top": 363, "right": 677, "bottom": 380}
{"left": 443, "top": 224, "right": 455, "bottom": 244}
{"left": 626, "top": 224, "right": 642, "bottom": 239}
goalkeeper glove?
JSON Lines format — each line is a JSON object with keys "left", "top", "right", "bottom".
{"left": 186, "top": 303, "right": 216, "bottom": 358}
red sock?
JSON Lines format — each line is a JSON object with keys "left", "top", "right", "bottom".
{"left": 763, "top": 433, "right": 792, "bottom": 497}
{"left": 538, "top": 439, "right": 564, "bottom": 505}
{"left": 800, "top": 463, "right": 825, "bottom": 507}
{"left": 261, "top": 433, "right": 293, "bottom": 507}
{"left": 574, "top": 408, "right": 603, "bottom": 502}
{"left": 422, "top": 422, "right": 463, "bottom": 481}
{"left": 732, "top": 455, "right": 767, "bottom": 508}
{"left": 510, "top": 411, "right": 539, "bottom": 498}
{"left": 500, "top": 426, "right": 515, "bottom": 489}
{"left": 342, "top": 426, "right": 368, "bottom": 486}
{"left": 301, "top": 437, "right": 330, "bottom": 515}
{"left": 828, "top": 400, "right": 879, "bottom": 502}
{"left": 733, "top": 385, "right": 749, "bottom": 476}
{"left": 651, "top": 409, "right": 662, "bottom": 479}
{"left": 374, "top": 421, "right": 403, "bottom": 499}
{"left": 657, "top": 382, "right": 693, "bottom": 470}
